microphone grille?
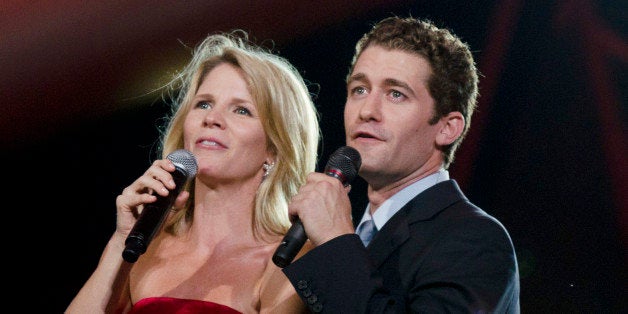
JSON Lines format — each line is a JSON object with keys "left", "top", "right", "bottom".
{"left": 325, "top": 146, "right": 361, "bottom": 184}
{"left": 167, "top": 149, "right": 198, "bottom": 179}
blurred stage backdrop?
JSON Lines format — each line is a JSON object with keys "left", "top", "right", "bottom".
{"left": 2, "top": 1, "right": 625, "bottom": 312}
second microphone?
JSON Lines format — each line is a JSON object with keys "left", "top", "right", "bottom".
{"left": 272, "top": 146, "right": 361, "bottom": 268}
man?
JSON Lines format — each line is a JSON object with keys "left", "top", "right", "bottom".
{"left": 283, "top": 16, "right": 520, "bottom": 313}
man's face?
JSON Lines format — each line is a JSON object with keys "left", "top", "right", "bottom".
{"left": 344, "top": 45, "right": 444, "bottom": 189}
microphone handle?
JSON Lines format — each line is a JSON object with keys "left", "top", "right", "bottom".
{"left": 122, "top": 168, "right": 187, "bottom": 263}
{"left": 272, "top": 219, "right": 307, "bottom": 268}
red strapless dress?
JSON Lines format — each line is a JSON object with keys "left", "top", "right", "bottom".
{"left": 129, "top": 297, "right": 243, "bottom": 314}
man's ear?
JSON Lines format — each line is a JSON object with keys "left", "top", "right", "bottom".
{"left": 436, "top": 112, "right": 465, "bottom": 146}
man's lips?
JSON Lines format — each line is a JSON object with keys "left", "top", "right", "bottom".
{"left": 351, "top": 130, "right": 380, "bottom": 140}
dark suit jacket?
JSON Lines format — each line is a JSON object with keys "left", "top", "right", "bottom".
{"left": 283, "top": 180, "right": 520, "bottom": 313}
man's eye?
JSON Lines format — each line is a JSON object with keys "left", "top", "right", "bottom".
{"left": 391, "top": 90, "right": 404, "bottom": 99}
{"left": 352, "top": 86, "right": 367, "bottom": 95}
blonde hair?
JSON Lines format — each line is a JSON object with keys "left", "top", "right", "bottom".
{"left": 159, "top": 31, "right": 320, "bottom": 239}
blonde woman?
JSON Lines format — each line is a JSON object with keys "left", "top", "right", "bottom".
{"left": 67, "top": 30, "right": 320, "bottom": 313}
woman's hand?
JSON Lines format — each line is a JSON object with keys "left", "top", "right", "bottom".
{"left": 114, "top": 158, "right": 187, "bottom": 237}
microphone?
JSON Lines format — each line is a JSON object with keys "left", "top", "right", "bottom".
{"left": 122, "top": 149, "right": 198, "bottom": 263}
{"left": 272, "top": 146, "right": 361, "bottom": 268}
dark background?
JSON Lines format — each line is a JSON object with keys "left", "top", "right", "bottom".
{"left": 2, "top": 1, "right": 625, "bottom": 312}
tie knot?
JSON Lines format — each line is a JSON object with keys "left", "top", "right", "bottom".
{"left": 357, "top": 219, "right": 377, "bottom": 246}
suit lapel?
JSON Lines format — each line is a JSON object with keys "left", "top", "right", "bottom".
{"left": 366, "top": 180, "right": 467, "bottom": 268}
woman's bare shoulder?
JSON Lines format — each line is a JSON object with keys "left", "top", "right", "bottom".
{"left": 257, "top": 240, "right": 313, "bottom": 314}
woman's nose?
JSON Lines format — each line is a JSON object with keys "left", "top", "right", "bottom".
{"left": 203, "top": 107, "right": 225, "bottom": 128}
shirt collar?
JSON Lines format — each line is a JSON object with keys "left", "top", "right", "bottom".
{"left": 358, "top": 169, "right": 449, "bottom": 231}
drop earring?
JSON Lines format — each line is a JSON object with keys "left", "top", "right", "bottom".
{"left": 263, "top": 161, "right": 275, "bottom": 179}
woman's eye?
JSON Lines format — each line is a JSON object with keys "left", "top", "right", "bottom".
{"left": 196, "top": 101, "right": 211, "bottom": 109}
{"left": 235, "top": 106, "right": 251, "bottom": 116}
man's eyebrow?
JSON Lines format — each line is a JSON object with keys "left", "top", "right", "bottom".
{"left": 383, "top": 78, "right": 416, "bottom": 97}
{"left": 347, "top": 73, "right": 367, "bottom": 85}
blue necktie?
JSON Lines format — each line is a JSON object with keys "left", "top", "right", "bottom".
{"left": 357, "top": 219, "right": 377, "bottom": 246}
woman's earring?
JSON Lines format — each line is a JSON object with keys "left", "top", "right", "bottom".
{"left": 263, "top": 162, "right": 275, "bottom": 179}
